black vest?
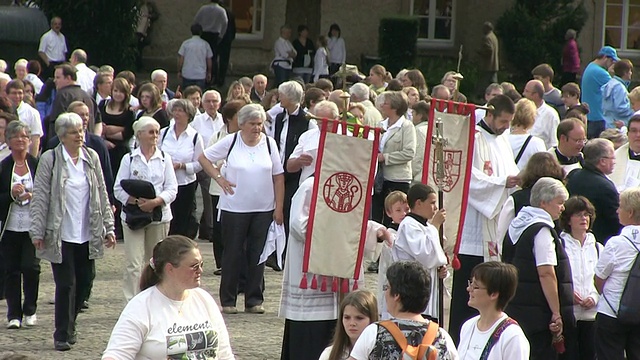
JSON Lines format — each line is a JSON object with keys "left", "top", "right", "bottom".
{"left": 274, "top": 109, "right": 310, "bottom": 185}
{"left": 511, "top": 188, "right": 532, "bottom": 217}
{"left": 503, "top": 222, "right": 575, "bottom": 335}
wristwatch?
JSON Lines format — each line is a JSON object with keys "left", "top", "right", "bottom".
{"left": 215, "top": 174, "right": 222, "bottom": 179}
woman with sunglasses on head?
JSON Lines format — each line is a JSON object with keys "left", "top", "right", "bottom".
{"left": 102, "top": 235, "right": 234, "bottom": 360}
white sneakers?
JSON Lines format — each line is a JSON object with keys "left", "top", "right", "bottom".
{"left": 7, "top": 319, "right": 20, "bottom": 329}
{"left": 6, "top": 314, "right": 37, "bottom": 329}
{"left": 24, "top": 314, "right": 37, "bottom": 326}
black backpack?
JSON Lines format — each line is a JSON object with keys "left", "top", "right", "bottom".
{"left": 603, "top": 235, "right": 640, "bottom": 325}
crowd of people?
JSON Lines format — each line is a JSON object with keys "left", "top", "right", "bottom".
{"left": 0, "top": 4, "right": 640, "bottom": 359}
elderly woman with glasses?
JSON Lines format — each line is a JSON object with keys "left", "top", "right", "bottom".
{"left": 199, "top": 103, "right": 284, "bottom": 315}
{"left": 158, "top": 99, "right": 204, "bottom": 239}
{"left": 0, "top": 121, "right": 40, "bottom": 330}
{"left": 30, "top": 112, "right": 116, "bottom": 351}
{"left": 115, "top": 116, "right": 178, "bottom": 302}
{"left": 503, "top": 177, "right": 575, "bottom": 360}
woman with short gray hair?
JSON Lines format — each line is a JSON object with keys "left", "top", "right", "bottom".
{"left": 114, "top": 116, "right": 178, "bottom": 302}
{"left": 0, "top": 120, "right": 40, "bottom": 330}
{"left": 503, "top": 177, "right": 576, "bottom": 359}
{"left": 199, "top": 103, "right": 285, "bottom": 314}
{"left": 158, "top": 99, "right": 203, "bottom": 239}
{"left": 30, "top": 112, "right": 115, "bottom": 351}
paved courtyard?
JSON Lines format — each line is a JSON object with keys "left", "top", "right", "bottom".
{"left": 0, "top": 242, "right": 386, "bottom": 359}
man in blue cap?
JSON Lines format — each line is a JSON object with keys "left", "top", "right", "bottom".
{"left": 581, "top": 46, "right": 619, "bottom": 139}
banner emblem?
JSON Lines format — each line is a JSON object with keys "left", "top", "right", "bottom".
{"left": 323, "top": 172, "right": 362, "bottom": 213}
{"left": 433, "top": 150, "right": 462, "bottom": 192}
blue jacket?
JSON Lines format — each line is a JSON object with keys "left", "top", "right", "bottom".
{"left": 602, "top": 76, "right": 634, "bottom": 128}
{"left": 581, "top": 62, "right": 611, "bottom": 122}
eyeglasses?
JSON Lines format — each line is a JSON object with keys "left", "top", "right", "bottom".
{"left": 10, "top": 135, "right": 30, "bottom": 140}
{"left": 568, "top": 136, "right": 587, "bottom": 145}
{"left": 189, "top": 261, "right": 204, "bottom": 271}
{"left": 467, "top": 280, "right": 487, "bottom": 291}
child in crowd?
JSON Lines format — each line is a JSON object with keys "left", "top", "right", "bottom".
{"left": 313, "top": 35, "right": 330, "bottom": 83}
{"left": 561, "top": 82, "right": 582, "bottom": 112}
{"left": 377, "top": 191, "right": 409, "bottom": 320}
{"left": 391, "top": 183, "right": 447, "bottom": 322}
{"left": 319, "top": 290, "right": 378, "bottom": 360}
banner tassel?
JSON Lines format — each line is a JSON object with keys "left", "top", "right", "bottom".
{"left": 320, "top": 276, "right": 328, "bottom": 292}
{"left": 310, "top": 274, "right": 318, "bottom": 289}
{"left": 332, "top": 277, "right": 339, "bottom": 292}
{"left": 452, "top": 254, "right": 461, "bottom": 270}
{"left": 299, "top": 273, "right": 308, "bottom": 289}
{"left": 341, "top": 278, "right": 349, "bottom": 293}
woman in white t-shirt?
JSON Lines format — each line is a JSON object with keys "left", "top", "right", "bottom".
{"left": 319, "top": 290, "right": 378, "bottom": 360}
{"left": 199, "top": 104, "right": 284, "bottom": 315}
{"left": 508, "top": 99, "right": 547, "bottom": 171}
{"left": 459, "top": 262, "right": 530, "bottom": 360}
{"left": 595, "top": 187, "right": 640, "bottom": 359}
{"left": 102, "top": 236, "right": 234, "bottom": 360}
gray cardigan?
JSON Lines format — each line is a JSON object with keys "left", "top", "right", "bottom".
{"left": 29, "top": 145, "right": 115, "bottom": 264}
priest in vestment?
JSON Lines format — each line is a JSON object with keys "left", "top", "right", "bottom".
{"left": 448, "top": 95, "right": 520, "bottom": 344}
{"left": 610, "top": 115, "right": 640, "bottom": 191}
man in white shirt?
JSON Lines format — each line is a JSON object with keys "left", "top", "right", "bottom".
{"left": 69, "top": 49, "right": 96, "bottom": 95}
{"left": 6, "top": 79, "right": 43, "bottom": 155}
{"left": 349, "top": 82, "right": 383, "bottom": 127}
{"left": 611, "top": 115, "right": 640, "bottom": 191}
{"left": 193, "top": 0, "right": 228, "bottom": 82}
{"left": 38, "top": 16, "right": 67, "bottom": 79}
{"left": 192, "top": 90, "right": 223, "bottom": 241}
{"left": 524, "top": 79, "right": 560, "bottom": 148}
{"left": 178, "top": 24, "right": 213, "bottom": 91}
{"left": 475, "top": 83, "right": 504, "bottom": 124}
{"left": 449, "top": 94, "right": 520, "bottom": 344}
{"left": 549, "top": 118, "right": 586, "bottom": 175}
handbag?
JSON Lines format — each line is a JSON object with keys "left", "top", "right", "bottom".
{"left": 120, "top": 179, "right": 162, "bottom": 230}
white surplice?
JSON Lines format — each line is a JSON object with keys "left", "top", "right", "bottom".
{"left": 611, "top": 143, "right": 640, "bottom": 192}
{"left": 459, "top": 126, "right": 520, "bottom": 260}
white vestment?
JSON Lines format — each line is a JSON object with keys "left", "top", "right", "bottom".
{"left": 610, "top": 143, "right": 640, "bottom": 192}
{"left": 459, "top": 126, "right": 519, "bottom": 260}
{"left": 392, "top": 215, "right": 447, "bottom": 319}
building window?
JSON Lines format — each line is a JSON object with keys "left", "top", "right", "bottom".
{"left": 410, "top": 0, "right": 455, "bottom": 45}
{"left": 604, "top": 0, "right": 640, "bottom": 51}
{"left": 230, "top": 0, "right": 264, "bottom": 39}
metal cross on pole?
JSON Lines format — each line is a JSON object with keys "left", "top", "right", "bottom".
{"left": 334, "top": 63, "right": 356, "bottom": 122}
{"left": 432, "top": 115, "right": 448, "bottom": 324}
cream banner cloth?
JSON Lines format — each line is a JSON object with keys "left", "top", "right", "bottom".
{"left": 421, "top": 100, "right": 476, "bottom": 269}
{"left": 301, "top": 119, "right": 380, "bottom": 292}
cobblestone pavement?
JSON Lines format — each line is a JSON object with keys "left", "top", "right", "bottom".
{"left": 0, "top": 242, "right": 384, "bottom": 359}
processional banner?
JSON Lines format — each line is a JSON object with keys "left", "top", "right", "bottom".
{"left": 301, "top": 119, "right": 380, "bottom": 292}
{"left": 421, "top": 99, "right": 476, "bottom": 269}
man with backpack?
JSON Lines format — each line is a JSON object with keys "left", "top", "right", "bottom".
{"left": 349, "top": 261, "right": 458, "bottom": 359}
{"left": 595, "top": 187, "right": 640, "bottom": 359}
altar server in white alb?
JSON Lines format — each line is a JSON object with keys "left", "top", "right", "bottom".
{"left": 610, "top": 114, "right": 640, "bottom": 191}
{"left": 448, "top": 94, "right": 520, "bottom": 344}
{"left": 391, "top": 183, "right": 447, "bottom": 322}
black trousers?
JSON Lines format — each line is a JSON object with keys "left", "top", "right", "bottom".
{"left": 587, "top": 120, "right": 606, "bottom": 140}
{"left": 528, "top": 330, "right": 558, "bottom": 360}
{"left": 169, "top": 181, "right": 198, "bottom": 239}
{"left": 565, "top": 320, "right": 595, "bottom": 360}
{"left": 280, "top": 319, "right": 336, "bottom": 360}
{"left": 219, "top": 210, "right": 272, "bottom": 307}
{"left": 371, "top": 180, "right": 410, "bottom": 227}
{"left": 210, "top": 195, "right": 223, "bottom": 269}
{"left": 449, "top": 254, "right": 482, "bottom": 345}
{"left": 1, "top": 230, "right": 41, "bottom": 321}
{"left": 595, "top": 313, "right": 640, "bottom": 360}
{"left": 51, "top": 241, "right": 94, "bottom": 342}
{"left": 201, "top": 32, "right": 220, "bottom": 85}
{"left": 217, "top": 41, "right": 232, "bottom": 87}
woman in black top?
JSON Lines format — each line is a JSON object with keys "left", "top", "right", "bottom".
{"left": 100, "top": 77, "right": 135, "bottom": 177}
{"left": 136, "top": 82, "right": 169, "bottom": 128}
{"left": 292, "top": 25, "right": 315, "bottom": 84}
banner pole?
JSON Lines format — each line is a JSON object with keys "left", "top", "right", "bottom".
{"left": 433, "top": 115, "right": 447, "bottom": 324}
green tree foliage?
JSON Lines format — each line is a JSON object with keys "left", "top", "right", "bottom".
{"left": 496, "top": 0, "right": 587, "bottom": 82}
{"left": 35, "top": 0, "right": 139, "bottom": 69}
{"left": 378, "top": 17, "right": 419, "bottom": 75}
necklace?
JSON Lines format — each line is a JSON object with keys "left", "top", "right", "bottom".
{"left": 158, "top": 285, "right": 188, "bottom": 315}
{"left": 14, "top": 162, "right": 25, "bottom": 167}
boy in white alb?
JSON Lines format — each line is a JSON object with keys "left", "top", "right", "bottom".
{"left": 378, "top": 190, "right": 408, "bottom": 320}
{"left": 391, "top": 183, "right": 448, "bottom": 321}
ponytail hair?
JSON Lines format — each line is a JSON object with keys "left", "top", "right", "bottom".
{"left": 139, "top": 235, "right": 198, "bottom": 292}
